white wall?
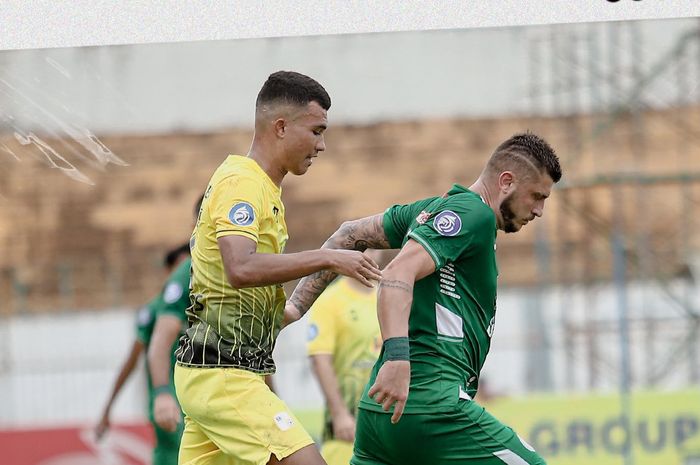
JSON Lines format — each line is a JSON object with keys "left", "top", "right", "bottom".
{"left": 0, "top": 18, "right": 696, "bottom": 135}
{"left": 2, "top": 277, "right": 697, "bottom": 428}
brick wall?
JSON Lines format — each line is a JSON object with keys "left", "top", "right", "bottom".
{"left": 2, "top": 106, "right": 699, "bottom": 312}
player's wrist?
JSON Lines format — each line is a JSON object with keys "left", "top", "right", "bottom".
{"left": 383, "top": 337, "right": 410, "bottom": 362}
{"left": 153, "top": 384, "right": 172, "bottom": 397}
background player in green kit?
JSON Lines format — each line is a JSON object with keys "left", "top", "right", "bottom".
{"left": 95, "top": 242, "right": 190, "bottom": 465}
{"left": 286, "top": 132, "right": 562, "bottom": 465}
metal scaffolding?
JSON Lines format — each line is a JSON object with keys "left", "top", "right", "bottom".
{"left": 525, "top": 20, "right": 700, "bottom": 396}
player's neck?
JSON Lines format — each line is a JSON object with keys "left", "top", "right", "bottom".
{"left": 468, "top": 178, "right": 496, "bottom": 210}
{"left": 247, "top": 139, "right": 286, "bottom": 186}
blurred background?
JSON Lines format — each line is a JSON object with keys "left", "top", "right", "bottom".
{"left": 1, "top": 16, "right": 699, "bottom": 465}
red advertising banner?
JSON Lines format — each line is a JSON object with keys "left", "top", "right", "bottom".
{"left": 2, "top": 423, "right": 155, "bottom": 465}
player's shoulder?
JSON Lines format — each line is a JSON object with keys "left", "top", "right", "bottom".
{"left": 211, "top": 155, "right": 260, "bottom": 186}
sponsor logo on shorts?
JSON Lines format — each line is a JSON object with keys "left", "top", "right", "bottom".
{"left": 228, "top": 202, "right": 255, "bottom": 226}
{"left": 434, "top": 210, "right": 461, "bottom": 236}
{"left": 273, "top": 412, "right": 294, "bottom": 431}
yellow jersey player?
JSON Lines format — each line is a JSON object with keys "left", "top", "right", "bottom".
{"left": 307, "top": 250, "right": 390, "bottom": 465}
{"left": 174, "top": 71, "right": 382, "bottom": 465}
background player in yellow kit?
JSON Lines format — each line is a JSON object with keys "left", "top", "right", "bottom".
{"left": 307, "top": 249, "right": 392, "bottom": 465}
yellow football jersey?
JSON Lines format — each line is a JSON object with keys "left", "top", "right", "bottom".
{"left": 177, "top": 155, "right": 288, "bottom": 372}
{"left": 306, "top": 277, "right": 381, "bottom": 441}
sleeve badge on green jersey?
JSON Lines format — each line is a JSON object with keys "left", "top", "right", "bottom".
{"left": 307, "top": 323, "right": 319, "bottom": 341}
{"left": 228, "top": 202, "right": 255, "bottom": 226}
{"left": 433, "top": 210, "right": 462, "bottom": 236}
{"left": 163, "top": 282, "right": 183, "bottom": 304}
{"left": 137, "top": 306, "right": 153, "bottom": 326}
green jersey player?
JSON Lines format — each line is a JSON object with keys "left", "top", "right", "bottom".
{"left": 285, "top": 132, "right": 562, "bottom": 465}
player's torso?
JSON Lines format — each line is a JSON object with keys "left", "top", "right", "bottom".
{"left": 362, "top": 190, "right": 498, "bottom": 413}
{"left": 178, "top": 155, "right": 287, "bottom": 371}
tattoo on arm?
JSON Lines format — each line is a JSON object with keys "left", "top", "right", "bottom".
{"left": 289, "top": 270, "right": 337, "bottom": 315}
{"left": 289, "top": 214, "right": 391, "bottom": 315}
{"left": 378, "top": 279, "right": 413, "bottom": 293}
{"left": 325, "top": 214, "right": 391, "bottom": 251}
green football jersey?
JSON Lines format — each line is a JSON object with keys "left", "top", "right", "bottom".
{"left": 135, "top": 299, "right": 158, "bottom": 347}
{"left": 146, "top": 257, "right": 191, "bottom": 412}
{"left": 150, "top": 257, "right": 191, "bottom": 383}
{"left": 359, "top": 184, "right": 498, "bottom": 414}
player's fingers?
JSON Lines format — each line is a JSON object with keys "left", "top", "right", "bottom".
{"left": 391, "top": 400, "right": 405, "bottom": 424}
{"left": 368, "top": 382, "right": 380, "bottom": 398}
{"left": 354, "top": 273, "right": 374, "bottom": 288}
{"left": 363, "top": 255, "right": 379, "bottom": 269}
{"left": 362, "top": 263, "right": 383, "bottom": 281}
{"left": 381, "top": 395, "right": 395, "bottom": 412}
{"left": 373, "top": 390, "right": 387, "bottom": 404}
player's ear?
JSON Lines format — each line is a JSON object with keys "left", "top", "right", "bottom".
{"left": 498, "top": 171, "right": 515, "bottom": 195}
{"left": 274, "top": 118, "right": 286, "bottom": 138}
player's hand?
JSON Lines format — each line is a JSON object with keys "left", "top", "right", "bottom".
{"left": 332, "top": 410, "right": 356, "bottom": 442}
{"left": 94, "top": 412, "right": 110, "bottom": 441}
{"left": 154, "top": 392, "right": 182, "bottom": 432}
{"left": 327, "top": 250, "right": 382, "bottom": 287}
{"left": 368, "top": 360, "right": 410, "bottom": 424}
{"left": 281, "top": 302, "right": 302, "bottom": 329}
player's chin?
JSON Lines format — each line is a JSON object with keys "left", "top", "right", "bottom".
{"left": 290, "top": 164, "right": 310, "bottom": 176}
{"left": 293, "top": 160, "right": 314, "bottom": 175}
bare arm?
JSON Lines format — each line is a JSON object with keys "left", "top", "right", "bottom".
{"left": 95, "top": 339, "right": 145, "bottom": 440}
{"left": 310, "top": 354, "right": 356, "bottom": 442}
{"left": 368, "top": 239, "right": 435, "bottom": 424}
{"left": 287, "top": 214, "right": 390, "bottom": 318}
{"left": 148, "top": 315, "right": 183, "bottom": 432}
{"left": 264, "top": 375, "right": 276, "bottom": 393}
{"left": 218, "top": 234, "right": 381, "bottom": 289}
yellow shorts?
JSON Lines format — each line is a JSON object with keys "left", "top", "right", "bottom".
{"left": 321, "top": 439, "right": 354, "bottom": 465}
{"left": 174, "top": 363, "right": 314, "bottom": 465}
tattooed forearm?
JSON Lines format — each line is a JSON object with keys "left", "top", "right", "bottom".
{"left": 325, "top": 214, "right": 391, "bottom": 251}
{"left": 289, "top": 214, "right": 391, "bottom": 314}
{"left": 378, "top": 279, "right": 413, "bottom": 293}
{"left": 289, "top": 270, "right": 338, "bottom": 315}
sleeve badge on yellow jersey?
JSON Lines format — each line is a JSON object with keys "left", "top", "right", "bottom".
{"left": 307, "top": 323, "right": 319, "bottom": 341}
{"left": 228, "top": 202, "right": 255, "bottom": 226}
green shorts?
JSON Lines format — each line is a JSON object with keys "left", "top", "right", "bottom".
{"left": 351, "top": 399, "right": 545, "bottom": 465}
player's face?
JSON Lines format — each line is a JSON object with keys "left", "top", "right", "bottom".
{"left": 283, "top": 101, "right": 327, "bottom": 175}
{"left": 499, "top": 172, "right": 553, "bottom": 233}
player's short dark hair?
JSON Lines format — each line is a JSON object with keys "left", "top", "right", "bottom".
{"left": 488, "top": 132, "right": 562, "bottom": 183}
{"left": 163, "top": 242, "right": 191, "bottom": 268}
{"left": 256, "top": 71, "right": 331, "bottom": 111}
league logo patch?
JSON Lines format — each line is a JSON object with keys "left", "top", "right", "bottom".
{"left": 137, "top": 306, "right": 153, "bottom": 325}
{"left": 433, "top": 210, "right": 462, "bottom": 236}
{"left": 163, "top": 283, "right": 183, "bottom": 304}
{"left": 307, "top": 323, "right": 319, "bottom": 341}
{"left": 228, "top": 202, "right": 255, "bottom": 226}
